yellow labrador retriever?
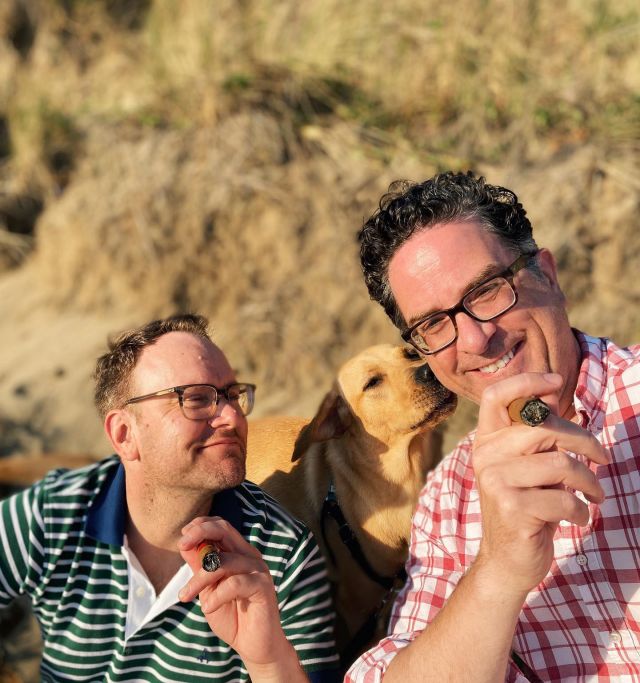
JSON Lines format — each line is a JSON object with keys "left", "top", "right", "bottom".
{"left": 245, "top": 343, "right": 456, "bottom": 661}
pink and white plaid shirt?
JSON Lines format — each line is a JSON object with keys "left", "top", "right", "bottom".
{"left": 346, "top": 332, "right": 640, "bottom": 682}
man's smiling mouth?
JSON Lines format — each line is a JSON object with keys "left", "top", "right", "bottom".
{"left": 477, "top": 347, "right": 515, "bottom": 374}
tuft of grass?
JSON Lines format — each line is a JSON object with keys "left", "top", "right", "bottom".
{"left": 2, "top": 0, "right": 639, "bottom": 181}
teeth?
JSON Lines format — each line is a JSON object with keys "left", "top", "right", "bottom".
{"left": 478, "top": 349, "right": 515, "bottom": 374}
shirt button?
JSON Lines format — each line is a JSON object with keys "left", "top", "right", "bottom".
{"left": 576, "top": 553, "right": 588, "bottom": 566}
{"left": 123, "top": 646, "right": 132, "bottom": 656}
{"left": 135, "top": 586, "right": 146, "bottom": 598}
{"left": 610, "top": 631, "right": 622, "bottom": 645}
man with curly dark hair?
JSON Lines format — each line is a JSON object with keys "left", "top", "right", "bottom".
{"left": 346, "top": 172, "right": 639, "bottom": 682}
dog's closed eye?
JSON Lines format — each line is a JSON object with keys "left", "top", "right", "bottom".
{"left": 363, "top": 375, "right": 384, "bottom": 391}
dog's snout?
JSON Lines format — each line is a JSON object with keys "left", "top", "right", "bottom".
{"left": 414, "top": 363, "right": 435, "bottom": 386}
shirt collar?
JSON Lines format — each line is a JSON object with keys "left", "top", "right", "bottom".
{"left": 85, "top": 462, "right": 245, "bottom": 546}
{"left": 573, "top": 329, "right": 608, "bottom": 432}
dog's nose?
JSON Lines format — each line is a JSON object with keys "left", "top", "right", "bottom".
{"left": 414, "top": 363, "right": 436, "bottom": 386}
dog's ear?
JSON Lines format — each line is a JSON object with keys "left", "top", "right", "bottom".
{"left": 291, "top": 386, "right": 352, "bottom": 461}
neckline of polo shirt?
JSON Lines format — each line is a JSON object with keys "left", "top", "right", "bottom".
{"left": 84, "top": 461, "right": 127, "bottom": 545}
{"left": 208, "top": 486, "right": 244, "bottom": 534}
{"left": 84, "top": 461, "right": 244, "bottom": 546}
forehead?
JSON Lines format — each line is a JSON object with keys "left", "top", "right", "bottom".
{"left": 131, "top": 331, "right": 234, "bottom": 393}
{"left": 388, "top": 221, "right": 514, "bottom": 323}
{"left": 338, "top": 343, "right": 402, "bottom": 379}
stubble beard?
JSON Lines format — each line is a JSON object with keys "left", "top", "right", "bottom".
{"left": 212, "top": 451, "right": 246, "bottom": 490}
{"left": 196, "top": 443, "right": 247, "bottom": 493}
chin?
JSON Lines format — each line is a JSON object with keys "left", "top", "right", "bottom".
{"left": 217, "top": 457, "right": 246, "bottom": 489}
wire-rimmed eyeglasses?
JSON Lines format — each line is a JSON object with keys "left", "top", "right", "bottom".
{"left": 123, "top": 382, "right": 256, "bottom": 419}
{"left": 401, "top": 251, "right": 538, "bottom": 355}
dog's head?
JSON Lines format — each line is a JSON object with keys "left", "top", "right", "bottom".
{"left": 292, "top": 344, "right": 456, "bottom": 460}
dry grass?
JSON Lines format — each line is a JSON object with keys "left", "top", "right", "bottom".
{"left": 0, "top": 0, "right": 637, "bottom": 440}
{"left": 0, "top": 0, "right": 638, "bottom": 441}
{"left": 4, "top": 1, "right": 639, "bottom": 183}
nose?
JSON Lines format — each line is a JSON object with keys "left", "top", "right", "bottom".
{"left": 454, "top": 311, "right": 495, "bottom": 355}
{"left": 209, "top": 396, "right": 243, "bottom": 424}
{"left": 414, "top": 362, "right": 436, "bottom": 386}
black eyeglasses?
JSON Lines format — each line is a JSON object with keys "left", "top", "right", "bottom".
{"left": 123, "top": 383, "right": 256, "bottom": 419}
{"left": 401, "top": 251, "right": 538, "bottom": 355}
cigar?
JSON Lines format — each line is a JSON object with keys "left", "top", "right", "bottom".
{"left": 197, "top": 540, "right": 221, "bottom": 572}
{"left": 507, "top": 397, "right": 550, "bottom": 427}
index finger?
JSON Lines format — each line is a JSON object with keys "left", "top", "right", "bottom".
{"left": 477, "top": 413, "right": 610, "bottom": 466}
{"left": 178, "top": 517, "right": 262, "bottom": 560}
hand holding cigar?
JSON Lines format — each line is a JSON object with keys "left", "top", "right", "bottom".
{"left": 507, "top": 396, "right": 550, "bottom": 427}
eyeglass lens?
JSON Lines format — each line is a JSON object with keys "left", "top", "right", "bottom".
{"left": 181, "top": 384, "right": 253, "bottom": 418}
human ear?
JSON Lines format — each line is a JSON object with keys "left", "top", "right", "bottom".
{"left": 536, "top": 248, "right": 566, "bottom": 302}
{"left": 104, "top": 409, "right": 140, "bottom": 462}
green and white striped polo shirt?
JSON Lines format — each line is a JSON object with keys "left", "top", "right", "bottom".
{"left": 0, "top": 456, "right": 339, "bottom": 682}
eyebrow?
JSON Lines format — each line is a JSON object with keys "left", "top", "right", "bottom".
{"left": 404, "top": 261, "right": 506, "bottom": 327}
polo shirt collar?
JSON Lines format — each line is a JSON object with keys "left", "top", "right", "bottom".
{"left": 85, "top": 461, "right": 244, "bottom": 546}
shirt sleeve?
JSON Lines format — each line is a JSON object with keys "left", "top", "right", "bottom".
{"left": 276, "top": 528, "right": 340, "bottom": 674}
{"left": 0, "top": 482, "right": 46, "bottom": 606}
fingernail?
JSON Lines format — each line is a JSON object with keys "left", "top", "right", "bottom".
{"left": 543, "top": 373, "right": 562, "bottom": 384}
{"left": 178, "top": 589, "right": 186, "bottom": 601}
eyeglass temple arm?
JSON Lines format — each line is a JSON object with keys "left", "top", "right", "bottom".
{"left": 124, "top": 387, "right": 182, "bottom": 405}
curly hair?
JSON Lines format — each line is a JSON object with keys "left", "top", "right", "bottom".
{"left": 94, "top": 313, "right": 211, "bottom": 418}
{"left": 358, "top": 171, "right": 538, "bottom": 328}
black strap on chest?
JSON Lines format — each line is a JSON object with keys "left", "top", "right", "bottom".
{"left": 320, "top": 482, "right": 406, "bottom": 591}
{"left": 320, "top": 481, "right": 408, "bottom": 669}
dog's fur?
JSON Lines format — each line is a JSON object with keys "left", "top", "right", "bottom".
{"left": 246, "top": 343, "right": 456, "bottom": 658}
{"left": 0, "top": 453, "right": 97, "bottom": 489}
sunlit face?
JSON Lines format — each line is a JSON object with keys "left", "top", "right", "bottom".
{"left": 125, "top": 331, "right": 248, "bottom": 493}
{"left": 388, "top": 221, "right": 580, "bottom": 416}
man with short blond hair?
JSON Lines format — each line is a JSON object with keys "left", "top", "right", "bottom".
{"left": 0, "top": 313, "right": 339, "bottom": 682}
